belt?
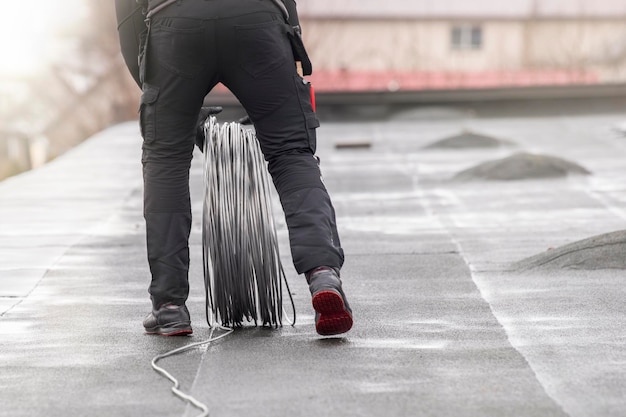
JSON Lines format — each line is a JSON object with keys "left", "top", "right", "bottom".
{"left": 145, "top": 0, "right": 288, "bottom": 20}
{"left": 269, "top": 0, "right": 289, "bottom": 21}
{"left": 145, "top": 0, "right": 177, "bottom": 19}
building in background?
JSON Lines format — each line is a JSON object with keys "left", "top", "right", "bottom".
{"left": 0, "top": 2, "right": 137, "bottom": 180}
{"left": 297, "top": 0, "right": 626, "bottom": 92}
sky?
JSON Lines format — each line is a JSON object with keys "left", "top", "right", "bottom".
{"left": 0, "top": 0, "right": 86, "bottom": 78}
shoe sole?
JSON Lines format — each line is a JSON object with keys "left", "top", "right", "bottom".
{"left": 312, "top": 290, "right": 353, "bottom": 336}
{"left": 145, "top": 324, "right": 193, "bottom": 337}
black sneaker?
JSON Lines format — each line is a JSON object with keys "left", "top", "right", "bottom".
{"left": 307, "top": 267, "right": 353, "bottom": 336}
{"left": 143, "top": 303, "right": 193, "bottom": 336}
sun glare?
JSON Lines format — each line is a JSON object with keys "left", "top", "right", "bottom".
{"left": 0, "top": 1, "right": 83, "bottom": 77}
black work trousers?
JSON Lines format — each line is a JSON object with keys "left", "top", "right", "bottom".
{"left": 140, "top": 0, "right": 344, "bottom": 308}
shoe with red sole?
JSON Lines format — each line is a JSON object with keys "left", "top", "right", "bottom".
{"left": 307, "top": 267, "right": 353, "bottom": 336}
{"left": 143, "top": 303, "right": 193, "bottom": 336}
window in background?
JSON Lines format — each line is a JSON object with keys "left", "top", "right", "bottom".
{"left": 451, "top": 24, "right": 483, "bottom": 50}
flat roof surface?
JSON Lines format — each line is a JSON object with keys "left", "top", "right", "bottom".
{"left": 1, "top": 101, "right": 626, "bottom": 416}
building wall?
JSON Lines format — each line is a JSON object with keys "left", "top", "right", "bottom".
{"left": 301, "top": 20, "right": 524, "bottom": 72}
{"left": 526, "top": 21, "right": 626, "bottom": 73}
{"left": 300, "top": 17, "right": 626, "bottom": 81}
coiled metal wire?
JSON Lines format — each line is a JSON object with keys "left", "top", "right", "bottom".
{"left": 202, "top": 116, "right": 295, "bottom": 328}
{"left": 148, "top": 117, "right": 295, "bottom": 417}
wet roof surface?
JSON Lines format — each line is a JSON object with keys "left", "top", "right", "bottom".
{"left": 1, "top": 103, "right": 626, "bottom": 416}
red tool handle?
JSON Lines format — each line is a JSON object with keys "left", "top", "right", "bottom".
{"left": 310, "top": 83, "right": 316, "bottom": 112}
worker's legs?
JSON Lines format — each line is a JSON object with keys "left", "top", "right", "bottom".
{"left": 140, "top": 6, "right": 218, "bottom": 310}
{"left": 216, "top": 3, "right": 344, "bottom": 274}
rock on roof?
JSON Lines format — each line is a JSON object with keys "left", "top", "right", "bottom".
{"left": 296, "top": 0, "right": 626, "bottom": 19}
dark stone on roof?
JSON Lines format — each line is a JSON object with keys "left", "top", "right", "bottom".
{"left": 424, "top": 131, "right": 515, "bottom": 149}
{"left": 513, "top": 230, "right": 626, "bottom": 271}
{"left": 452, "top": 152, "right": 591, "bottom": 181}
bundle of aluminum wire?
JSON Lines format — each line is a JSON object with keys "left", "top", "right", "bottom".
{"left": 202, "top": 116, "right": 294, "bottom": 328}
